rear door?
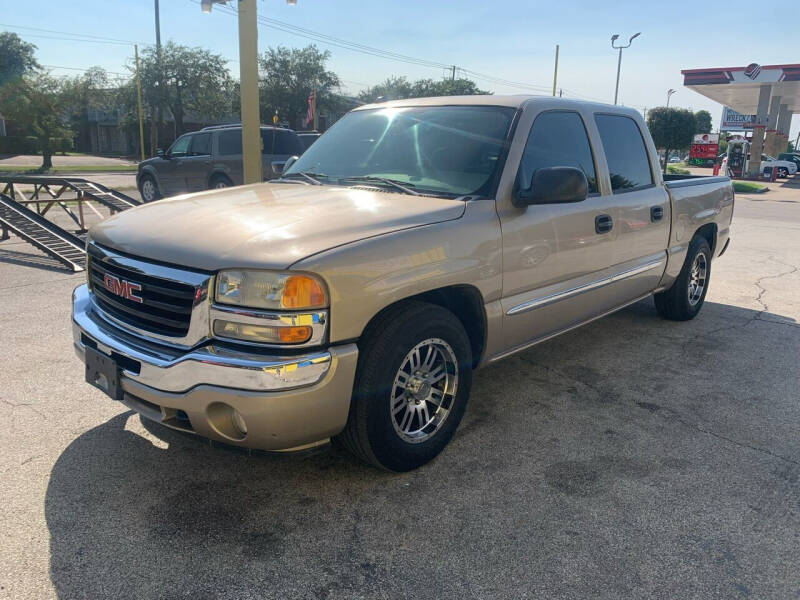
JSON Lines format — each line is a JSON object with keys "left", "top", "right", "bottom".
{"left": 498, "top": 107, "right": 619, "bottom": 351}
{"left": 592, "top": 113, "right": 669, "bottom": 298}
{"left": 181, "top": 132, "right": 213, "bottom": 191}
{"left": 216, "top": 129, "right": 244, "bottom": 185}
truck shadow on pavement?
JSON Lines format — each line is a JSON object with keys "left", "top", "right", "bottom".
{"left": 44, "top": 299, "right": 800, "bottom": 599}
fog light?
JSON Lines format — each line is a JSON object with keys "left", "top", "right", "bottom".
{"left": 213, "top": 319, "right": 312, "bottom": 344}
{"left": 231, "top": 409, "right": 247, "bottom": 436}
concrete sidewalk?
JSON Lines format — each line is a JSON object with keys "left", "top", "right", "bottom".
{"left": 0, "top": 154, "right": 136, "bottom": 167}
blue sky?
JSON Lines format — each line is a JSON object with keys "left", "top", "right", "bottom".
{"left": 2, "top": 0, "right": 797, "bottom": 139}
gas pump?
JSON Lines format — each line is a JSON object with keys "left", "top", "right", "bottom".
{"left": 726, "top": 137, "right": 750, "bottom": 178}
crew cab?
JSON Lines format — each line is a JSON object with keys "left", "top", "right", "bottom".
{"left": 73, "top": 96, "right": 734, "bottom": 471}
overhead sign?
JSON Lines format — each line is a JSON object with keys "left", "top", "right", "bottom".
{"left": 720, "top": 107, "right": 756, "bottom": 131}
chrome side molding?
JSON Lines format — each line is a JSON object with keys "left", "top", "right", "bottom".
{"left": 506, "top": 258, "right": 665, "bottom": 316}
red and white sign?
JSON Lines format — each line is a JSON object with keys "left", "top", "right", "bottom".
{"left": 689, "top": 133, "right": 719, "bottom": 160}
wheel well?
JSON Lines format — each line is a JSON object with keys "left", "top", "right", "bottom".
{"left": 694, "top": 222, "right": 717, "bottom": 255}
{"left": 361, "top": 285, "right": 487, "bottom": 368}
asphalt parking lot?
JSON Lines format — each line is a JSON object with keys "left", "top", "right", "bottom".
{"left": 1, "top": 187, "right": 799, "bottom": 599}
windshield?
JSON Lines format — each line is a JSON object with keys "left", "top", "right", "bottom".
{"left": 284, "top": 105, "right": 516, "bottom": 197}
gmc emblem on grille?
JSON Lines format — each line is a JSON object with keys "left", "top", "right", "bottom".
{"left": 103, "top": 274, "right": 143, "bottom": 303}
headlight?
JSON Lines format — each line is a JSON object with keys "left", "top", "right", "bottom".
{"left": 216, "top": 270, "right": 327, "bottom": 310}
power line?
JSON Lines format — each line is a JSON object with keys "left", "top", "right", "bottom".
{"left": 0, "top": 23, "right": 147, "bottom": 46}
{"left": 42, "top": 64, "right": 129, "bottom": 77}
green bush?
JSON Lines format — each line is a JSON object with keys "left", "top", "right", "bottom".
{"left": 0, "top": 135, "right": 73, "bottom": 155}
{"left": 667, "top": 165, "right": 690, "bottom": 175}
{"left": 0, "top": 136, "right": 39, "bottom": 154}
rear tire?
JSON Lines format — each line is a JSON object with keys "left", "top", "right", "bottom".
{"left": 209, "top": 174, "right": 233, "bottom": 190}
{"left": 336, "top": 300, "right": 473, "bottom": 471}
{"left": 654, "top": 235, "right": 711, "bottom": 321}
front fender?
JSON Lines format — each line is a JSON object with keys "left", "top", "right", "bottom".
{"left": 290, "top": 199, "right": 503, "bottom": 345}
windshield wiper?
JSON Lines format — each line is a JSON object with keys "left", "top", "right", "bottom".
{"left": 278, "top": 171, "right": 326, "bottom": 185}
{"left": 339, "top": 176, "right": 421, "bottom": 196}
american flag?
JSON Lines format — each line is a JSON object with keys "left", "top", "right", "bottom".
{"left": 304, "top": 90, "right": 315, "bottom": 126}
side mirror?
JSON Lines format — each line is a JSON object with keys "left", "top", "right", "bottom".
{"left": 513, "top": 166, "right": 588, "bottom": 207}
{"left": 157, "top": 148, "right": 167, "bottom": 159}
{"left": 282, "top": 155, "right": 300, "bottom": 173}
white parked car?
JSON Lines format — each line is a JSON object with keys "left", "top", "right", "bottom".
{"left": 759, "top": 154, "right": 797, "bottom": 178}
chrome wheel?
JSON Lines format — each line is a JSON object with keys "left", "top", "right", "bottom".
{"left": 213, "top": 180, "right": 229, "bottom": 189}
{"left": 391, "top": 338, "right": 458, "bottom": 443}
{"left": 141, "top": 178, "right": 156, "bottom": 202}
{"left": 687, "top": 252, "right": 707, "bottom": 306}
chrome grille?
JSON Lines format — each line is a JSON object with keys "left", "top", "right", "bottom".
{"left": 86, "top": 243, "right": 211, "bottom": 344}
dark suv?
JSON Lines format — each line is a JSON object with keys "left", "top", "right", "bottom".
{"left": 137, "top": 125, "right": 304, "bottom": 202}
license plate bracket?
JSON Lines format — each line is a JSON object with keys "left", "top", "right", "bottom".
{"left": 85, "top": 346, "right": 123, "bottom": 400}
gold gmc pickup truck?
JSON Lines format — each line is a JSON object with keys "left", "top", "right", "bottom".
{"left": 73, "top": 96, "right": 734, "bottom": 471}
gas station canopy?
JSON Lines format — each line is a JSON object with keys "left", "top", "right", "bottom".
{"left": 682, "top": 63, "right": 800, "bottom": 114}
{"left": 681, "top": 63, "right": 799, "bottom": 176}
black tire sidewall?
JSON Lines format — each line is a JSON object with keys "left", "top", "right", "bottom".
{"left": 358, "top": 305, "right": 472, "bottom": 471}
{"left": 677, "top": 237, "right": 711, "bottom": 318}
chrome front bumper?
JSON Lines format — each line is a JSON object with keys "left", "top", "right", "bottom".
{"left": 72, "top": 283, "right": 334, "bottom": 392}
{"left": 72, "top": 283, "right": 359, "bottom": 451}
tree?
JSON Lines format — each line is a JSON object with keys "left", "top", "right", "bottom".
{"left": 258, "top": 45, "right": 340, "bottom": 128}
{"left": 694, "top": 109, "right": 712, "bottom": 134}
{"left": 61, "top": 67, "right": 109, "bottom": 152}
{"left": 134, "top": 42, "right": 234, "bottom": 136}
{"left": 646, "top": 107, "right": 696, "bottom": 173}
{"left": 0, "top": 72, "right": 71, "bottom": 168}
{"left": 358, "top": 76, "right": 490, "bottom": 103}
{"left": 0, "top": 32, "right": 40, "bottom": 86}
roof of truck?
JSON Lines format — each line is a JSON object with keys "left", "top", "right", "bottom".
{"left": 354, "top": 94, "right": 631, "bottom": 114}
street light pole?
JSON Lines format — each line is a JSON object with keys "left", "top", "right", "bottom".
{"left": 611, "top": 32, "right": 640, "bottom": 105}
{"left": 666, "top": 88, "right": 676, "bottom": 108}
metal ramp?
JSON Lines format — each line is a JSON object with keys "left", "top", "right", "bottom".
{"left": 0, "top": 176, "right": 140, "bottom": 221}
{"left": 0, "top": 194, "right": 86, "bottom": 272}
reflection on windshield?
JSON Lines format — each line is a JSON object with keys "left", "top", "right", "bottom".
{"left": 285, "top": 105, "right": 515, "bottom": 197}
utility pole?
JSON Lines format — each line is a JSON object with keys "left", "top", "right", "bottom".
{"left": 151, "top": 0, "right": 163, "bottom": 156}
{"left": 238, "top": 0, "right": 263, "bottom": 184}
{"left": 552, "top": 45, "right": 559, "bottom": 97}
{"left": 134, "top": 45, "right": 146, "bottom": 161}
{"left": 312, "top": 84, "right": 318, "bottom": 131}
{"left": 451, "top": 65, "right": 456, "bottom": 81}
{"left": 611, "top": 32, "right": 640, "bottom": 105}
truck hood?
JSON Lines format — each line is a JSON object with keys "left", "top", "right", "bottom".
{"left": 89, "top": 182, "right": 466, "bottom": 271}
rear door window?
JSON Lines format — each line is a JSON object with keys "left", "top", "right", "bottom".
{"left": 594, "top": 114, "right": 654, "bottom": 192}
{"left": 189, "top": 133, "right": 211, "bottom": 156}
{"left": 518, "top": 111, "right": 598, "bottom": 194}
{"left": 218, "top": 130, "right": 243, "bottom": 156}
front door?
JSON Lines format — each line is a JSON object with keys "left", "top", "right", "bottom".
{"left": 498, "top": 108, "right": 618, "bottom": 353}
{"left": 159, "top": 134, "right": 192, "bottom": 195}
{"left": 182, "top": 132, "right": 213, "bottom": 191}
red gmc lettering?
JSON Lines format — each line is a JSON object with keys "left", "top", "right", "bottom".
{"left": 103, "top": 274, "right": 143, "bottom": 303}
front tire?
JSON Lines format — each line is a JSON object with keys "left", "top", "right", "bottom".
{"left": 777, "top": 167, "right": 788, "bottom": 178}
{"left": 139, "top": 174, "right": 161, "bottom": 203}
{"left": 336, "top": 301, "right": 473, "bottom": 471}
{"left": 654, "top": 235, "right": 711, "bottom": 321}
